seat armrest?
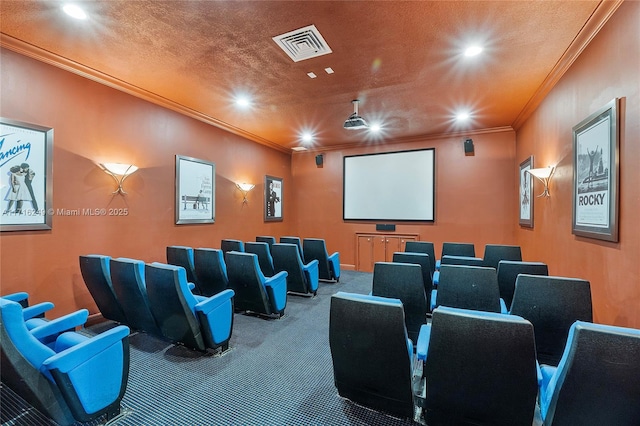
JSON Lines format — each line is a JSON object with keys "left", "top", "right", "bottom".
{"left": 433, "top": 270, "right": 440, "bottom": 286}
{"left": 416, "top": 323, "right": 432, "bottom": 361}
{"left": 430, "top": 289, "right": 437, "bottom": 311}
{"left": 194, "top": 289, "right": 235, "bottom": 315}
{"left": 42, "top": 325, "right": 130, "bottom": 372}
{"left": 435, "top": 259, "right": 441, "bottom": 270}
{"left": 265, "top": 271, "right": 288, "bottom": 312}
{"left": 23, "top": 302, "right": 54, "bottom": 320}
{"left": 303, "top": 259, "right": 319, "bottom": 270}
{"left": 30, "top": 309, "right": 89, "bottom": 340}
{"left": 500, "top": 298, "right": 508, "bottom": 314}
{"left": 2, "top": 292, "right": 29, "bottom": 303}
{"left": 188, "top": 282, "right": 196, "bottom": 291}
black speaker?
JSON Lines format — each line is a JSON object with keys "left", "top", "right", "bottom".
{"left": 464, "top": 138, "right": 474, "bottom": 154}
{"left": 376, "top": 224, "right": 396, "bottom": 232}
{"left": 315, "top": 154, "right": 324, "bottom": 166}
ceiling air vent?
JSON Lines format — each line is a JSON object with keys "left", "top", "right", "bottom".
{"left": 272, "top": 25, "right": 332, "bottom": 62}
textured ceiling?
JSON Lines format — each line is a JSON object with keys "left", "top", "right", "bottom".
{"left": 0, "top": 1, "right": 613, "bottom": 152}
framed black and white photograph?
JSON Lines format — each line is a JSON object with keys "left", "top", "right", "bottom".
{"left": 519, "top": 156, "right": 534, "bottom": 228}
{"left": 572, "top": 98, "right": 619, "bottom": 242}
{"left": 264, "top": 175, "right": 282, "bottom": 222}
{"left": 175, "top": 155, "right": 215, "bottom": 225}
{"left": 1, "top": 118, "right": 53, "bottom": 232}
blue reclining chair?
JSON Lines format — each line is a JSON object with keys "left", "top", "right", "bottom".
{"left": 303, "top": 238, "right": 340, "bottom": 282}
{"left": 221, "top": 239, "right": 244, "bottom": 259}
{"left": 372, "top": 262, "right": 429, "bottom": 343}
{"left": 497, "top": 260, "right": 549, "bottom": 309}
{"left": 404, "top": 241, "right": 438, "bottom": 285}
{"left": 279, "top": 236, "right": 304, "bottom": 259}
{"left": 194, "top": 248, "right": 229, "bottom": 296}
{"left": 145, "top": 262, "right": 235, "bottom": 352}
{"left": 510, "top": 274, "right": 593, "bottom": 366}
{"left": 226, "top": 251, "right": 288, "bottom": 318}
{"left": 110, "top": 257, "right": 163, "bottom": 336}
{"left": 329, "top": 292, "right": 425, "bottom": 420}
{"left": 418, "top": 306, "right": 538, "bottom": 426}
{"left": 245, "top": 241, "right": 276, "bottom": 277}
{"left": 437, "top": 242, "right": 475, "bottom": 270}
{"left": 256, "top": 236, "right": 276, "bottom": 247}
{"left": 539, "top": 321, "right": 640, "bottom": 425}
{"left": 0, "top": 299, "right": 130, "bottom": 425}
{"left": 1, "top": 291, "right": 30, "bottom": 307}
{"left": 79, "top": 255, "right": 128, "bottom": 324}
{"left": 271, "top": 243, "right": 319, "bottom": 296}
{"left": 432, "top": 264, "right": 507, "bottom": 313}
{"left": 440, "top": 254, "right": 485, "bottom": 267}
{"left": 482, "top": 244, "right": 522, "bottom": 269}
{"left": 166, "top": 246, "right": 202, "bottom": 294}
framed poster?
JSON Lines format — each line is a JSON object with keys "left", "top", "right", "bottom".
{"left": 1, "top": 118, "right": 53, "bottom": 231}
{"left": 572, "top": 98, "right": 619, "bottom": 242}
{"left": 519, "top": 155, "right": 533, "bottom": 228}
{"left": 175, "top": 155, "right": 215, "bottom": 224}
{"left": 264, "top": 175, "right": 282, "bottom": 222}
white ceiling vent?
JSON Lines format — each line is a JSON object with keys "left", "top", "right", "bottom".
{"left": 273, "top": 25, "right": 332, "bottom": 62}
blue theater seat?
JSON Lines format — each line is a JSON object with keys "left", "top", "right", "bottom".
{"left": 221, "top": 239, "right": 244, "bottom": 259}
{"left": 79, "top": 255, "right": 128, "bottom": 324}
{"left": 303, "top": 238, "right": 340, "bottom": 282}
{"left": 271, "top": 242, "right": 319, "bottom": 296}
{"left": 0, "top": 298, "right": 130, "bottom": 425}
{"left": 194, "top": 248, "right": 230, "bottom": 296}
{"left": 440, "top": 254, "right": 485, "bottom": 267}
{"left": 392, "top": 252, "right": 434, "bottom": 305}
{"left": 226, "top": 251, "right": 288, "bottom": 317}
{"left": 432, "top": 264, "right": 507, "bottom": 313}
{"left": 482, "top": 244, "right": 522, "bottom": 269}
{"left": 372, "top": 262, "right": 429, "bottom": 343}
{"left": 437, "top": 242, "right": 476, "bottom": 270}
{"left": 329, "top": 292, "right": 425, "bottom": 419}
{"left": 497, "top": 260, "right": 549, "bottom": 309}
{"left": 145, "top": 262, "right": 234, "bottom": 351}
{"left": 279, "top": 236, "right": 304, "bottom": 259}
{"left": 166, "top": 246, "right": 202, "bottom": 294}
{"left": 418, "top": 306, "right": 538, "bottom": 426}
{"left": 256, "top": 236, "right": 276, "bottom": 247}
{"left": 245, "top": 241, "right": 276, "bottom": 277}
{"left": 110, "top": 257, "right": 163, "bottom": 336}
{"left": 539, "top": 321, "right": 640, "bottom": 425}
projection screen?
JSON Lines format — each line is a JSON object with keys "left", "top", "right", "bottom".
{"left": 343, "top": 148, "right": 435, "bottom": 221}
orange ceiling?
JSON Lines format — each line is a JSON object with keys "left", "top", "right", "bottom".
{"left": 0, "top": 1, "right": 617, "bottom": 152}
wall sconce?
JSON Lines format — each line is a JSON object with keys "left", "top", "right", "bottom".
{"left": 100, "top": 163, "right": 138, "bottom": 195}
{"left": 235, "top": 183, "right": 255, "bottom": 204}
{"left": 526, "top": 166, "right": 555, "bottom": 197}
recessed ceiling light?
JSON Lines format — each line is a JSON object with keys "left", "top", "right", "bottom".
{"left": 62, "top": 4, "right": 87, "bottom": 20}
{"left": 307, "top": 72, "right": 317, "bottom": 79}
{"left": 369, "top": 123, "right": 381, "bottom": 133}
{"left": 464, "top": 46, "right": 483, "bottom": 57}
{"left": 291, "top": 146, "right": 308, "bottom": 152}
{"left": 456, "top": 111, "right": 471, "bottom": 121}
{"left": 235, "top": 95, "right": 252, "bottom": 109}
{"left": 324, "top": 67, "right": 334, "bottom": 74}
{"left": 301, "top": 132, "right": 313, "bottom": 143}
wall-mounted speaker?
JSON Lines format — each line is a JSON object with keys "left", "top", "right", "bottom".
{"left": 464, "top": 138, "right": 474, "bottom": 154}
{"left": 376, "top": 224, "right": 396, "bottom": 232}
{"left": 315, "top": 154, "right": 324, "bottom": 166}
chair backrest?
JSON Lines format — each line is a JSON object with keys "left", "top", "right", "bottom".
{"left": 225, "top": 251, "right": 273, "bottom": 315}
{"left": 245, "top": 242, "right": 275, "bottom": 277}
{"left": 441, "top": 242, "right": 475, "bottom": 258}
{"left": 256, "top": 236, "right": 276, "bottom": 247}
{"left": 302, "top": 238, "right": 334, "bottom": 280}
{"left": 440, "top": 255, "right": 485, "bottom": 267}
{"left": 510, "top": 274, "right": 593, "bottom": 366}
{"left": 166, "top": 246, "right": 201, "bottom": 294}
{"left": 372, "top": 262, "right": 428, "bottom": 343}
{"left": 483, "top": 244, "right": 522, "bottom": 269}
{"left": 193, "top": 248, "right": 229, "bottom": 296}
{"left": 271, "top": 243, "right": 311, "bottom": 294}
{"left": 79, "top": 255, "right": 128, "bottom": 323}
{"left": 280, "top": 236, "right": 303, "bottom": 259}
{"left": 497, "top": 260, "right": 548, "bottom": 309}
{"left": 329, "top": 292, "right": 414, "bottom": 419}
{"left": 424, "top": 306, "right": 538, "bottom": 426}
{"left": 436, "top": 265, "right": 502, "bottom": 312}
{"left": 392, "top": 252, "right": 433, "bottom": 301}
{"left": 404, "top": 241, "right": 436, "bottom": 278}
{"left": 542, "top": 321, "right": 640, "bottom": 425}
{"left": 110, "top": 257, "right": 161, "bottom": 335}
{"left": 221, "top": 239, "right": 244, "bottom": 257}
{"left": 144, "top": 262, "right": 205, "bottom": 350}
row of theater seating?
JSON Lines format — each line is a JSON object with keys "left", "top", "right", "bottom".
{"left": 0, "top": 294, "right": 130, "bottom": 425}
{"left": 329, "top": 292, "right": 640, "bottom": 425}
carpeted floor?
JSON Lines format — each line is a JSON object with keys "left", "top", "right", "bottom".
{"left": 2, "top": 270, "right": 424, "bottom": 425}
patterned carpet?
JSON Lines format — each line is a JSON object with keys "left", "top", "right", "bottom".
{"left": 2, "top": 270, "right": 424, "bottom": 425}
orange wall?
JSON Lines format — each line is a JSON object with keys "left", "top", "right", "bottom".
{"left": 515, "top": 1, "right": 640, "bottom": 328}
{"left": 291, "top": 129, "right": 518, "bottom": 268}
{"left": 0, "top": 50, "right": 292, "bottom": 316}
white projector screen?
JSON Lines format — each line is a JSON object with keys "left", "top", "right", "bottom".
{"left": 343, "top": 149, "right": 435, "bottom": 221}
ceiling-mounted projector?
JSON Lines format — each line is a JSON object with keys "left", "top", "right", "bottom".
{"left": 343, "top": 99, "right": 368, "bottom": 130}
